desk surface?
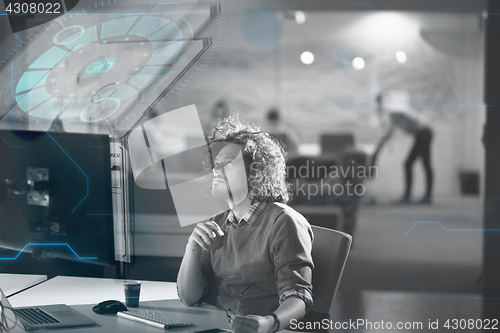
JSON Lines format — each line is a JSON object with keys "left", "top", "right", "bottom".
{"left": 9, "top": 299, "right": 228, "bottom": 333}
{"left": 8, "top": 276, "right": 178, "bottom": 307}
{"left": 8, "top": 276, "right": 294, "bottom": 333}
{"left": 0, "top": 273, "right": 47, "bottom": 297}
{"left": 8, "top": 276, "right": 228, "bottom": 333}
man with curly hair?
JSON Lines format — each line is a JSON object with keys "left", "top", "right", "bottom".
{"left": 177, "top": 116, "right": 314, "bottom": 333}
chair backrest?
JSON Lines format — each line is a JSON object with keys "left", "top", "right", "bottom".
{"left": 310, "top": 225, "right": 352, "bottom": 314}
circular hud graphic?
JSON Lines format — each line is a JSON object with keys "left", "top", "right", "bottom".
{"left": 0, "top": 1, "right": 219, "bottom": 138}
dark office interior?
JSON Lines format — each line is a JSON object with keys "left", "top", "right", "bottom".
{"left": 0, "top": 0, "right": 499, "bottom": 332}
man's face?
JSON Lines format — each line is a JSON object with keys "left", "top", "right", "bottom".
{"left": 211, "top": 143, "right": 249, "bottom": 209}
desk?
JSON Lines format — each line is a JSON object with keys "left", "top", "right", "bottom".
{"left": 9, "top": 299, "right": 228, "bottom": 333}
{"left": 8, "top": 276, "right": 178, "bottom": 307}
{"left": 0, "top": 273, "right": 47, "bottom": 297}
{"left": 8, "top": 276, "right": 293, "bottom": 333}
{"left": 8, "top": 276, "right": 228, "bottom": 333}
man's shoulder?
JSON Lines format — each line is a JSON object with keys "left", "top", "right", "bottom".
{"left": 263, "top": 202, "right": 310, "bottom": 226}
{"left": 263, "top": 203, "right": 313, "bottom": 243}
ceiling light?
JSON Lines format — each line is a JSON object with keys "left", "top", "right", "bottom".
{"left": 300, "top": 51, "right": 314, "bottom": 65}
{"left": 395, "top": 51, "right": 407, "bottom": 64}
{"left": 295, "top": 11, "right": 306, "bottom": 25}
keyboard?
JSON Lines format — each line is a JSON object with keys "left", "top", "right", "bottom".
{"left": 117, "top": 310, "right": 195, "bottom": 330}
{"left": 15, "top": 308, "right": 61, "bottom": 325}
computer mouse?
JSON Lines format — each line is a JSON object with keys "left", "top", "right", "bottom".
{"left": 92, "top": 300, "right": 128, "bottom": 314}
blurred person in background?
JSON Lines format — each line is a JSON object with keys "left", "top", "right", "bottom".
{"left": 374, "top": 93, "right": 434, "bottom": 204}
{"left": 265, "top": 108, "right": 300, "bottom": 156}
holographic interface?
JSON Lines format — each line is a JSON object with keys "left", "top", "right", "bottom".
{"left": 0, "top": 3, "right": 217, "bottom": 139}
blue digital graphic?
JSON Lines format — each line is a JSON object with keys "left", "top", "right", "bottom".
{"left": 0, "top": 1, "right": 219, "bottom": 139}
{"left": 0, "top": 243, "right": 97, "bottom": 260}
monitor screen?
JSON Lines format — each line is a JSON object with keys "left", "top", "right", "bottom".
{"left": 0, "top": 3, "right": 215, "bottom": 140}
{"left": 0, "top": 129, "right": 114, "bottom": 266}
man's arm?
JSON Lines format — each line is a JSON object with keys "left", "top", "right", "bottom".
{"left": 177, "top": 245, "right": 206, "bottom": 306}
{"left": 232, "top": 297, "right": 305, "bottom": 333}
{"left": 177, "top": 221, "right": 222, "bottom": 305}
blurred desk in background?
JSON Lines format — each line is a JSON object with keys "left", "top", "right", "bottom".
{"left": 6, "top": 276, "right": 234, "bottom": 333}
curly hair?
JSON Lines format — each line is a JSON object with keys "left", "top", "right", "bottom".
{"left": 208, "top": 115, "right": 291, "bottom": 204}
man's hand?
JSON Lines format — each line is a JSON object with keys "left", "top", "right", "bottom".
{"left": 187, "top": 221, "right": 224, "bottom": 252}
{"left": 231, "top": 315, "right": 276, "bottom": 333}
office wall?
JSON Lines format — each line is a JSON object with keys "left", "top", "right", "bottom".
{"left": 149, "top": 11, "right": 485, "bottom": 200}
{"left": 0, "top": 4, "right": 484, "bottom": 202}
{"left": 126, "top": 10, "right": 486, "bottom": 263}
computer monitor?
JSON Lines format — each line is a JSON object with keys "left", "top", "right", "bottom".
{"left": 0, "top": 129, "right": 114, "bottom": 266}
{"left": 0, "top": 3, "right": 216, "bottom": 140}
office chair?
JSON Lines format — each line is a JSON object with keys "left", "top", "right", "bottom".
{"left": 290, "top": 225, "right": 352, "bottom": 332}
